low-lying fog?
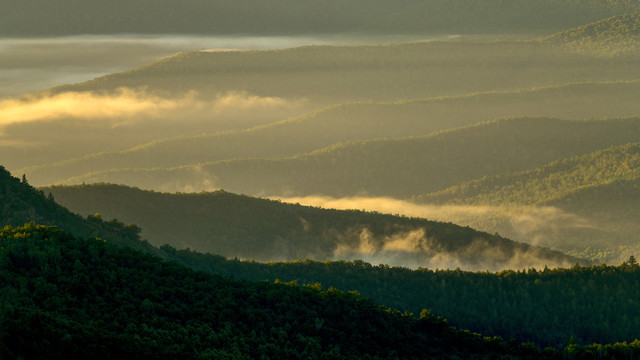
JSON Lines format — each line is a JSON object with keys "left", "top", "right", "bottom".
{"left": 274, "top": 195, "right": 639, "bottom": 265}
{"left": 0, "top": 34, "right": 459, "bottom": 99}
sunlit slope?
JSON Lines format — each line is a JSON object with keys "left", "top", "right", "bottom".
{"left": 42, "top": 183, "right": 581, "bottom": 271}
{"left": 61, "top": 117, "right": 640, "bottom": 196}
{"left": 2, "top": 0, "right": 638, "bottom": 36}
{"left": 20, "top": 80, "right": 640, "bottom": 186}
{"left": 545, "top": 12, "right": 640, "bottom": 56}
{"left": 413, "top": 143, "right": 640, "bottom": 253}
{"left": 48, "top": 41, "right": 640, "bottom": 103}
{"left": 416, "top": 143, "right": 640, "bottom": 206}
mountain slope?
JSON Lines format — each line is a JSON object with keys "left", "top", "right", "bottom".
{"left": 19, "top": 80, "right": 640, "bottom": 186}
{"left": 42, "top": 183, "right": 582, "bottom": 271}
{"left": 59, "top": 117, "right": 640, "bottom": 197}
{"left": 416, "top": 142, "right": 640, "bottom": 206}
{"left": 166, "top": 252, "right": 640, "bottom": 349}
{"left": 0, "top": 165, "right": 154, "bottom": 254}
{"left": 2, "top": 223, "right": 553, "bottom": 359}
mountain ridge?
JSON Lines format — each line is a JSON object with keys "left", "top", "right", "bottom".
{"left": 17, "top": 80, "right": 640, "bottom": 185}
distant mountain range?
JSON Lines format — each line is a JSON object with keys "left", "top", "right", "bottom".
{"left": 18, "top": 80, "right": 640, "bottom": 185}
{"left": 48, "top": 117, "right": 640, "bottom": 198}
{"left": 416, "top": 142, "right": 640, "bottom": 206}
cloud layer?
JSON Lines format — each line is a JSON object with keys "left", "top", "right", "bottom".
{"left": 276, "top": 195, "right": 595, "bottom": 250}
{"left": 0, "top": 88, "right": 304, "bottom": 128}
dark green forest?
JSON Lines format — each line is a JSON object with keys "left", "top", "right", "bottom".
{"left": 0, "top": 166, "right": 154, "bottom": 254}
{"left": 165, "top": 248, "right": 640, "bottom": 349}
{"left": 2, "top": 0, "right": 638, "bottom": 36}
{"left": 2, "top": 223, "right": 550, "bottom": 360}
{"left": 2, "top": 173, "right": 640, "bottom": 358}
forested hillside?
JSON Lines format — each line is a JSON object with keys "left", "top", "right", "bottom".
{"left": 416, "top": 142, "right": 640, "bottom": 206}
{"left": 2, "top": 0, "right": 638, "bottom": 36}
{"left": 164, "top": 250, "right": 640, "bottom": 349}
{"left": 43, "top": 183, "right": 580, "bottom": 271}
{"left": 3, "top": 169, "right": 640, "bottom": 357}
{"left": 0, "top": 166, "right": 153, "bottom": 254}
{"left": 2, "top": 224, "right": 554, "bottom": 359}
{"left": 18, "top": 80, "right": 640, "bottom": 185}
{"left": 55, "top": 117, "right": 640, "bottom": 197}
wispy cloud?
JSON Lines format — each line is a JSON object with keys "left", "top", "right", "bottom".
{"left": 0, "top": 88, "right": 305, "bottom": 128}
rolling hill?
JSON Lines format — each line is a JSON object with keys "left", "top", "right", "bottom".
{"left": 415, "top": 143, "right": 640, "bottom": 206}
{"left": 42, "top": 183, "right": 582, "bottom": 271}
{"left": 18, "top": 80, "right": 640, "bottom": 185}
{"left": 54, "top": 117, "right": 640, "bottom": 197}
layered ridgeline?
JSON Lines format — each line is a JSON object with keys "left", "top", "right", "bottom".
{"left": 2, "top": 0, "right": 638, "bottom": 36}
{"left": 18, "top": 80, "right": 640, "bottom": 185}
{"left": 2, "top": 224, "right": 557, "bottom": 360}
{"left": 42, "top": 183, "right": 581, "bottom": 271}
{"left": 5, "top": 38, "right": 640, "bottom": 172}
{"left": 53, "top": 117, "right": 640, "bottom": 197}
{"left": 414, "top": 143, "right": 640, "bottom": 259}
{"left": 0, "top": 166, "right": 154, "bottom": 254}
{"left": 48, "top": 41, "right": 640, "bottom": 102}
{"left": 545, "top": 12, "right": 640, "bottom": 56}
